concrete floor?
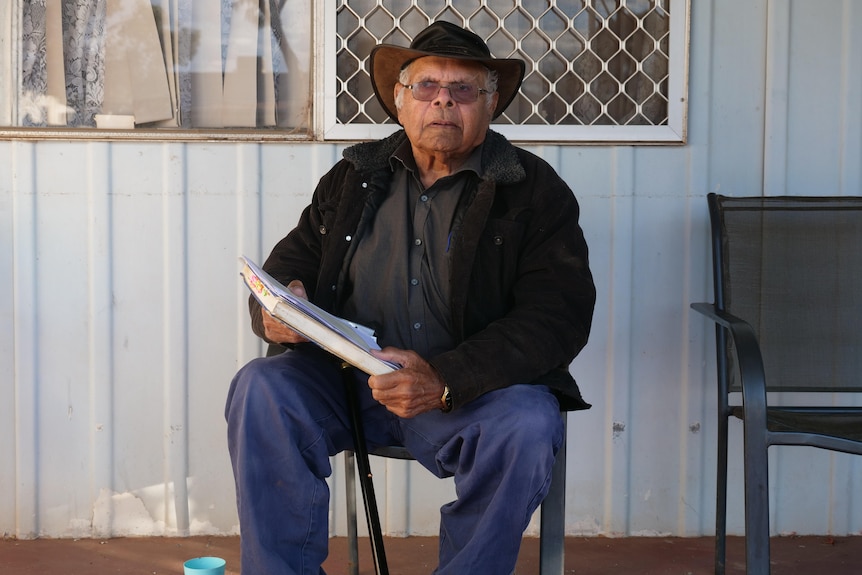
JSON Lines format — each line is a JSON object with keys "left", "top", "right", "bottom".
{"left": 1, "top": 534, "right": 860, "bottom": 574}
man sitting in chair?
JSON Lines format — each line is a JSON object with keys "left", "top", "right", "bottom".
{"left": 226, "top": 21, "right": 596, "bottom": 575}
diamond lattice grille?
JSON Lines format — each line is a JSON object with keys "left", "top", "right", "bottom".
{"left": 336, "top": 0, "right": 670, "bottom": 126}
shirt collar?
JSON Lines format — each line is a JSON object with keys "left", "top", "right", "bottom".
{"left": 389, "top": 139, "right": 485, "bottom": 180}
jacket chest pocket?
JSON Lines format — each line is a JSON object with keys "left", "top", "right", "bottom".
{"left": 479, "top": 218, "right": 525, "bottom": 286}
{"left": 316, "top": 201, "right": 339, "bottom": 237}
{"left": 484, "top": 218, "right": 525, "bottom": 249}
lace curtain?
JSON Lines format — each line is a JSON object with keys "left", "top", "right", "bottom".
{"left": 14, "top": 0, "right": 309, "bottom": 129}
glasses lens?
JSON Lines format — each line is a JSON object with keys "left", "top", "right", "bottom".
{"left": 412, "top": 82, "right": 479, "bottom": 103}
{"left": 450, "top": 83, "right": 479, "bottom": 103}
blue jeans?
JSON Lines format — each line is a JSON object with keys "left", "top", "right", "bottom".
{"left": 226, "top": 345, "right": 564, "bottom": 575}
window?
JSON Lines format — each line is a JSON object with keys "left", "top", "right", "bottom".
{"left": 1, "top": 0, "right": 688, "bottom": 143}
{"left": 327, "top": 0, "right": 690, "bottom": 143}
{"left": 0, "top": 0, "right": 312, "bottom": 140}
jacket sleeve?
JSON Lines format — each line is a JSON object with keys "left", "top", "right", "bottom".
{"left": 429, "top": 152, "right": 596, "bottom": 408}
{"left": 248, "top": 162, "right": 349, "bottom": 341}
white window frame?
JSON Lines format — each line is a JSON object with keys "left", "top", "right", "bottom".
{"left": 317, "top": 0, "right": 690, "bottom": 145}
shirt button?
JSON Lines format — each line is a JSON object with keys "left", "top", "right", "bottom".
{"left": 345, "top": 235, "right": 352, "bottom": 242}
{"left": 361, "top": 182, "right": 368, "bottom": 188}
{"left": 414, "top": 238, "right": 422, "bottom": 246}
{"left": 413, "top": 322, "right": 422, "bottom": 330}
{"left": 410, "top": 278, "right": 419, "bottom": 286}
{"left": 420, "top": 194, "right": 429, "bottom": 202}
{"left": 319, "top": 225, "right": 327, "bottom": 235}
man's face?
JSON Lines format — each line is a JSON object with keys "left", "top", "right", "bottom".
{"left": 395, "top": 57, "right": 498, "bottom": 160}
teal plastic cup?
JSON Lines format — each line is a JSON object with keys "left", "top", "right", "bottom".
{"left": 183, "top": 556, "right": 226, "bottom": 575}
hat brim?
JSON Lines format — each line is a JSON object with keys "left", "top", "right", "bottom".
{"left": 369, "top": 45, "right": 526, "bottom": 124}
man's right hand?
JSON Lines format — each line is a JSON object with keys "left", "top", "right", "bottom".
{"left": 262, "top": 280, "right": 310, "bottom": 344}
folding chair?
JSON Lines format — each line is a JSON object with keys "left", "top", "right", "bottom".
{"left": 341, "top": 364, "right": 570, "bottom": 575}
{"left": 691, "top": 193, "right": 862, "bottom": 574}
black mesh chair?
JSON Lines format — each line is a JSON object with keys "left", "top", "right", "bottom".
{"left": 691, "top": 193, "right": 862, "bottom": 575}
{"left": 341, "top": 365, "right": 570, "bottom": 575}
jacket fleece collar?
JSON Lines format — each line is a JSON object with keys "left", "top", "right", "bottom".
{"left": 341, "top": 129, "right": 526, "bottom": 185}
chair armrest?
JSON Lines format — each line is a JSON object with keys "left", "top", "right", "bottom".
{"left": 691, "top": 303, "right": 769, "bottom": 427}
{"left": 691, "top": 302, "right": 745, "bottom": 329}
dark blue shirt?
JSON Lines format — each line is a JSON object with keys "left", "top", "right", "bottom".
{"left": 341, "top": 139, "right": 483, "bottom": 359}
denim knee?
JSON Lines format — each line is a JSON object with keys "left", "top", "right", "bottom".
{"left": 496, "top": 385, "right": 565, "bottom": 455}
{"left": 225, "top": 356, "right": 285, "bottom": 424}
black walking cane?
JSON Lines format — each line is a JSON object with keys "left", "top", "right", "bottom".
{"left": 341, "top": 363, "right": 389, "bottom": 575}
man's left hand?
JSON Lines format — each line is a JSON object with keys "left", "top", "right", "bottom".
{"left": 367, "top": 348, "right": 447, "bottom": 418}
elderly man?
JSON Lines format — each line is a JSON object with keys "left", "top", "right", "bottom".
{"left": 227, "top": 21, "right": 596, "bottom": 574}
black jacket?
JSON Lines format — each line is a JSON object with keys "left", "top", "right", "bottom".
{"left": 253, "top": 129, "right": 596, "bottom": 411}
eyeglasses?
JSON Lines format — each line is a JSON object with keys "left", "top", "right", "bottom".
{"left": 400, "top": 81, "right": 491, "bottom": 104}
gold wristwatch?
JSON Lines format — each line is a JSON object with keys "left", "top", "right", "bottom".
{"left": 440, "top": 385, "right": 453, "bottom": 413}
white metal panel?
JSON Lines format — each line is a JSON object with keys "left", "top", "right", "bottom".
{"left": 1, "top": 0, "right": 861, "bottom": 542}
{"left": 0, "top": 136, "right": 13, "bottom": 534}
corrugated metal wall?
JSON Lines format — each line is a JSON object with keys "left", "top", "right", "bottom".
{"left": 1, "top": 0, "right": 861, "bottom": 539}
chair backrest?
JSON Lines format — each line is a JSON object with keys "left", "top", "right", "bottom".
{"left": 708, "top": 193, "right": 862, "bottom": 394}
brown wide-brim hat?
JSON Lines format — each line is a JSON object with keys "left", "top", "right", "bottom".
{"left": 369, "top": 21, "right": 526, "bottom": 123}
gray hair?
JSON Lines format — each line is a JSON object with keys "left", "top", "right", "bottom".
{"left": 394, "top": 62, "right": 498, "bottom": 114}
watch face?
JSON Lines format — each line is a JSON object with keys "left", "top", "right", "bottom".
{"left": 441, "top": 386, "right": 453, "bottom": 412}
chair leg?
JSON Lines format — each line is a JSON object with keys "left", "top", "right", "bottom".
{"left": 539, "top": 412, "right": 567, "bottom": 575}
{"left": 743, "top": 422, "right": 771, "bottom": 574}
{"left": 715, "top": 334, "right": 730, "bottom": 575}
{"left": 715, "top": 412, "right": 729, "bottom": 575}
{"left": 342, "top": 365, "right": 389, "bottom": 575}
{"left": 345, "top": 451, "right": 359, "bottom": 575}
